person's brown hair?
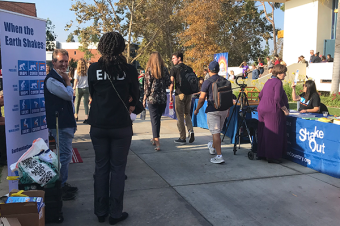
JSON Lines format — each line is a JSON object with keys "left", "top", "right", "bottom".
{"left": 52, "top": 49, "right": 69, "bottom": 62}
{"left": 46, "top": 65, "right": 50, "bottom": 74}
{"left": 76, "top": 58, "right": 87, "bottom": 77}
{"left": 69, "top": 67, "right": 75, "bottom": 79}
{"left": 146, "top": 52, "right": 165, "bottom": 79}
{"left": 271, "top": 64, "right": 287, "bottom": 77}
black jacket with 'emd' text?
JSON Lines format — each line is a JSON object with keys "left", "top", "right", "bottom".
{"left": 87, "top": 62, "right": 139, "bottom": 129}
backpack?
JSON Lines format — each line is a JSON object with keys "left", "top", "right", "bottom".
{"left": 208, "top": 76, "right": 233, "bottom": 111}
{"left": 176, "top": 64, "right": 199, "bottom": 95}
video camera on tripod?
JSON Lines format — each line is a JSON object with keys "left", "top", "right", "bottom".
{"left": 222, "top": 74, "right": 258, "bottom": 159}
{"left": 235, "top": 75, "right": 248, "bottom": 90}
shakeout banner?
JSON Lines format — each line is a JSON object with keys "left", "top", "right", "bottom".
{"left": 0, "top": 10, "right": 47, "bottom": 190}
{"left": 251, "top": 111, "right": 340, "bottom": 178}
{"left": 214, "top": 52, "right": 228, "bottom": 77}
{"left": 285, "top": 116, "right": 340, "bottom": 178}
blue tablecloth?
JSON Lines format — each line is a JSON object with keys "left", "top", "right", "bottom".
{"left": 162, "top": 94, "right": 196, "bottom": 119}
{"left": 163, "top": 94, "right": 177, "bottom": 119}
{"left": 252, "top": 112, "right": 340, "bottom": 178}
{"left": 191, "top": 99, "right": 256, "bottom": 143}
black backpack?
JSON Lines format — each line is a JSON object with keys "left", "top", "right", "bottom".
{"left": 176, "top": 64, "right": 199, "bottom": 95}
{"left": 208, "top": 76, "right": 233, "bottom": 111}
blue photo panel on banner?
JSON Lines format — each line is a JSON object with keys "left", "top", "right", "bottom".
{"left": 29, "top": 80, "right": 39, "bottom": 95}
{"left": 38, "top": 61, "right": 46, "bottom": 76}
{"left": 214, "top": 52, "right": 228, "bottom": 78}
{"left": 1, "top": 9, "right": 50, "bottom": 191}
{"left": 32, "top": 116, "right": 41, "bottom": 132}
{"left": 39, "top": 98, "right": 45, "bottom": 112}
{"left": 40, "top": 115, "right": 47, "bottom": 130}
{"left": 19, "top": 80, "right": 29, "bottom": 96}
{"left": 28, "top": 61, "right": 38, "bottom": 76}
{"left": 30, "top": 98, "right": 40, "bottom": 114}
{"left": 39, "top": 80, "right": 44, "bottom": 94}
{"left": 18, "top": 60, "right": 28, "bottom": 76}
{"left": 19, "top": 99, "right": 30, "bottom": 115}
{"left": 21, "top": 118, "right": 31, "bottom": 134}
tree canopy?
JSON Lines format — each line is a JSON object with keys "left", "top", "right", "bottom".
{"left": 66, "top": 33, "right": 75, "bottom": 42}
{"left": 46, "top": 18, "right": 57, "bottom": 51}
{"left": 67, "top": 0, "right": 275, "bottom": 72}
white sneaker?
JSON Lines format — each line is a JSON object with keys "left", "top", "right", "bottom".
{"left": 209, "top": 147, "right": 216, "bottom": 155}
{"left": 207, "top": 141, "right": 213, "bottom": 148}
{"left": 208, "top": 141, "right": 216, "bottom": 155}
{"left": 210, "top": 156, "right": 225, "bottom": 164}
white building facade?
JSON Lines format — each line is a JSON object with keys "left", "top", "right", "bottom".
{"left": 283, "top": 0, "right": 336, "bottom": 66}
{"left": 257, "top": 0, "right": 339, "bottom": 91}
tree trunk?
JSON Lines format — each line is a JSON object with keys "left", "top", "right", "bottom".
{"left": 167, "top": 5, "right": 172, "bottom": 66}
{"left": 260, "top": 2, "right": 277, "bottom": 56}
{"left": 331, "top": 1, "right": 340, "bottom": 94}
{"left": 272, "top": 6, "right": 277, "bottom": 56}
{"left": 127, "top": 0, "right": 135, "bottom": 64}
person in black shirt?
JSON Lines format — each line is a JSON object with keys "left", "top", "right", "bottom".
{"left": 292, "top": 80, "right": 320, "bottom": 113}
{"left": 194, "top": 61, "right": 230, "bottom": 164}
{"left": 312, "top": 52, "right": 322, "bottom": 63}
{"left": 169, "top": 52, "right": 195, "bottom": 144}
{"left": 309, "top": 50, "right": 315, "bottom": 63}
{"left": 327, "top": 54, "right": 334, "bottom": 62}
{"left": 87, "top": 32, "right": 139, "bottom": 225}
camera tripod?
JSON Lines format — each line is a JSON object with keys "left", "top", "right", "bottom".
{"left": 222, "top": 81, "right": 256, "bottom": 158}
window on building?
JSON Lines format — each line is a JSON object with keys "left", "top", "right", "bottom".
{"left": 74, "top": 51, "right": 76, "bottom": 55}
{"left": 321, "top": 79, "right": 332, "bottom": 84}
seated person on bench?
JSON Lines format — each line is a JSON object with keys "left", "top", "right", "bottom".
{"left": 292, "top": 80, "right": 320, "bottom": 113}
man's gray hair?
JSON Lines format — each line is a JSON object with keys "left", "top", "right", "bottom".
{"left": 52, "top": 49, "right": 69, "bottom": 62}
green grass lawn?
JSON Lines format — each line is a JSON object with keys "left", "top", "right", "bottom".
{"left": 289, "top": 102, "right": 340, "bottom": 116}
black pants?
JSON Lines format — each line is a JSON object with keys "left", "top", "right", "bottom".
{"left": 90, "top": 126, "right": 132, "bottom": 218}
{"left": 148, "top": 103, "right": 166, "bottom": 138}
{"left": 0, "top": 125, "right": 6, "bottom": 164}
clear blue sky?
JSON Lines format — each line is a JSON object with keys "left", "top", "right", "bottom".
{"left": 10, "top": 0, "right": 78, "bottom": 42}
{"left": 10, "top": 0, "right": 284, "bottom": 49}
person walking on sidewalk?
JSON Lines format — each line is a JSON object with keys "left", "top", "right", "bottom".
{"left": 87, "top": 32, "right": 139, "bottom": 225}
{"left": 44, "top": 49, "right": 78, "bottom": 201}
{"left": 73, "top": 58, "right": 90, "bottom": 124}
{"left": 194, "top": 61, "right": 230, "bottom": 164}
{"left": 143, "top": 52, "right": 171, "bottom": 151}
{"left": 169, "top": 52, "right": 195, "bottom": 144}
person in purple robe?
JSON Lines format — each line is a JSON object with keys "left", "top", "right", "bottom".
{"left": 256, "top": 64, "right": 289, "bottom": 164}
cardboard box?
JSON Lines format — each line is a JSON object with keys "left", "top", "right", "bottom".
{"left": 0, "top": 190, "right": 45, "bottom": 226}
{"left": 6, "top": 197, "right": 44, "bottom": 213}
{"left": 0, "top": 217, "right": 22, "bottom": 226}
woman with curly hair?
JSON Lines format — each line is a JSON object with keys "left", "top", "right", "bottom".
{"left": 73, "top": 58, "right": 89, "bottom": 123}
{"left": 87, "top": 32, "right": 139, "bottom": 224}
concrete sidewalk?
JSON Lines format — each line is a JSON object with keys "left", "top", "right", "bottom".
{"left": 2, "top": 110, "right": 340, "bottom": 226}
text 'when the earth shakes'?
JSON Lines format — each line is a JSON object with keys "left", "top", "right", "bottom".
{"left": 3, "top": 22, "right": 44, "bottom": 49}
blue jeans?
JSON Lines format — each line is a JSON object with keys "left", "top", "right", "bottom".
{"left": 50, "top": 127, "right": 76, "bottom": 186}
